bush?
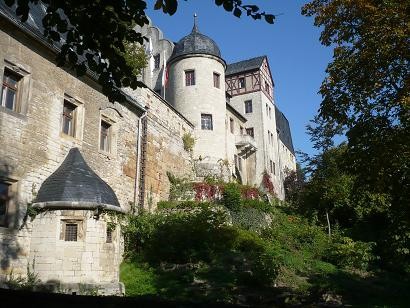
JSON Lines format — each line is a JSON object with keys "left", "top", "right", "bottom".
{"left": 326, "top": 235, "right": 375, "bottom": 270}
{"left": 241, "top": 198, "right": 272, "bottom": 213}
{"left": 222, "top": 182, "right": 241, "bottom": 211}
{"left": 231, "top": 207, "right": 271, "bottom": 232}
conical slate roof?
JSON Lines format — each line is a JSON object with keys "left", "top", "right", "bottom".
{"left": 35, "top": 148, "right": 120, "bottom": 207}
{"left": 169, "top": 17, "right": 222, "bottom": 62}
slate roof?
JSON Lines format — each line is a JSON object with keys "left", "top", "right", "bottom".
{"left": 226, "top": 56, "right": 266, "bottom": 76}
{"left": 275, "top": 105, "right": 295, "bottom": 154}
{"left": 35, "top": 148, "right": 120, "bottom": 207}
{"left": 170, "top": 21, "right": 222, "bottom": 62}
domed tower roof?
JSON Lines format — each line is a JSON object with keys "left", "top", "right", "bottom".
{"left": 169, "top": 15, "right": 224, "bottom": 65}
{"left": 35, "top": 148, "right": 121, "bottom": 209}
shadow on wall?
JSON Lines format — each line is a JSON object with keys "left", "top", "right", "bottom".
{"left": 0, "top": 161, "right": 24, "bottom": 273}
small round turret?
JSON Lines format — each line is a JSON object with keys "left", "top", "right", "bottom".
{"left": 167, "top": 16, "right": 227, "bottom": 174}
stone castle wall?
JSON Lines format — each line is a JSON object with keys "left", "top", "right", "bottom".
{"left": 0, "top": 22, "right": 141, "bottom": 278}
{"left": 128, "top": 88, "right": 195, "bottom": 210}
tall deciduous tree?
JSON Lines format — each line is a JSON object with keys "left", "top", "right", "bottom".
{"left": 302, "top": 0, "right": 410, "bottom": 266}
{"left": 4, "top": 0, "right": 275, "bottom": 102}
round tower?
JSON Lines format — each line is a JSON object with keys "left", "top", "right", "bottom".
{"left": 167, "top": 16, "right": 227, "bottom": 176}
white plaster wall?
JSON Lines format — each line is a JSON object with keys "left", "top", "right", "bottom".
{"left": 167, "top": 55, "right": 227, "bottom": 166}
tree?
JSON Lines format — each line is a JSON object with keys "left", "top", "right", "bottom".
{"left": 302, "top": 0, "right": 410, "bottom": 266}
{"left": 4, "top": 0, "right": 276, "bottom": 102}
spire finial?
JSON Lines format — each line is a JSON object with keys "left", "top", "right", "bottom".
{"left": 192, "top": 13, "right": 198, "bottom": 32}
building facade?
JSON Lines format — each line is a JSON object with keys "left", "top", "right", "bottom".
{"left": 0, "top": 3, "right": 295, "bottom": 293}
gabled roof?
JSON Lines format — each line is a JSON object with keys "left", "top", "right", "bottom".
{"left": 225, "top": 56, "right": 266, "bottom": 76}
{"left": 35, "top": 148, "right": 120, "bottom": 207}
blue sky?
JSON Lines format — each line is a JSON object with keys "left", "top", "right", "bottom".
{"left": 146, "top": 0, "right": 333, "bottom": 157}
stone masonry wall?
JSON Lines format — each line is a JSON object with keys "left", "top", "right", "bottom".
{"left": 0, "top": 22, "right": 141, "bottom": 276}
{"left": 127, "top": 87, "right": 195, "bottom": 210}
{"left": 29, "top": 210, "right": 121, "bottom": 291}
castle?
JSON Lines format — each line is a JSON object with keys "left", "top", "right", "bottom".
{"left": 0, "top": 3, "right": 295, "bottom": 294}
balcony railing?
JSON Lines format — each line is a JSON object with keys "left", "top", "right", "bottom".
{"left": 235, "top": 134, "right": 257, "bottom": 157}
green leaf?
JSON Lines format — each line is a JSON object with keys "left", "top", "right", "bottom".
{"left": 223, "top": 0, "right": 234, "bottom": 12}
{"left": 264, "top": 14, "right": 275, "bottom": 24}
{"left": 154, "top": 0, "right": 162, "bottom": 10}
{"left": 233, "top": 7, "right": 242, "bottom": 18}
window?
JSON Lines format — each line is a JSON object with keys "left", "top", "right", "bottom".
{"left": 268, "top": 130, "right": 271, "bottom": 144}
{"left": 62, "top": 100, "right": 77, "bottom": 137}
{"left": 238, "top": 156, "right": 242, "bottom": 171}
{"left": 269, "top": 106, "right": 272, "bottom": 119}
{"left": 0, "top": 182, "right": 10, "bottom": 227}
{"left": 270, "top": 160, "right": 276, "bottom": 175}
{"left": 244, "top": 100, "right": 252, "bottom": 113}
{"left": 65, "top": 223, "right": 78, "bottom": 241}
{"left": 238, "top": 77, "right": 245, "bottom": 89}
{"left": 1, "top": 68, "right": 22, "bottom": 112}
{"left": 100, "top": 120, "right": 111, "bottom": 152}
{"left": 185, "top": 70, "right": 195, "bottom": 86}
{"left": 154, "top": 54, "right": 160, "bottom": 69}
{"left": 229, "top": 118, "right": 234, "bottom": 134}
{"left": 246, "top": 127, "right": 254, "bottom": 138}
{"left": 240, "top": 126, "right": 244, "bottom": 135}
{"left": 106, "top": 228, "right": 113, "bottom": 243}
{"left": 266, "top": 103, "right": 268, "bottom": 115}
{"left": 201, "top": 114, "right": 213, "bottom": 130}
{"left": 265, "top": 81, "right": 270, "bottom": 94}
{"left": 213, "top": 72, "right": 220, "bottom": 88}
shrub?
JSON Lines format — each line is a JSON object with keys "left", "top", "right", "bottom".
{"left": 182, "top": 133, "right": 195, "bottom": 152}
{"left": 166, "top": 172, "right": 192, "bottom": 201}
{"left": 222, "top": 182, "right": 241, "bottom": 211}
{"left": 231, "top": 207, "right": 271, "bottom": 232}
{"left": 193, "top": 182, "right": 223, "bottom": 202}
{"left": 241, "top": 186, "right": 261, "bottom": 200}
{"left": 326, "top": 235, "right": 375, "bottom": 270}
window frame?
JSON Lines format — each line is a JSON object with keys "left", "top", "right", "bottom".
{"left": 99, "top": 119, "right": 112, "bottom": 153}
{"left": 62, "top": 99, "right": 77, "bottom": 137}
{"left": 106, "top": 227, "right": 113, "bottom": 243}
{"left": 213, "top": 72, "right": 220, "bottom": 88}
{"left": 185, "top": 70, "right": 195, "bottom": 86}
{"left": 229, "top": 117, "right": 234, "bottom": 134}
{"left": 0, "top": 179, "right": 18, "bottom": 229}
{"left": 1, "top": 68, "right": 22, "bottom": 112}
{"left": 0, "top": 61, "right": 31, "bottom": 116}
{"left": 154, "top": 54, "right": 160, "bottom": 69}
{"left": 201, "top": 113, "right": 213, "bottom": 130}
{"left": 238, "top": 77, "right": 245, "bottom": 89}
{"left": 244, "top": 100, "right": 253, "bottom": 114}
{"left": 0, "top": 182, "right": 11, "bottom": 227}
{"left": 246, "top": 127, "right": 254, "bottom": 138}
{"left": 60, "top": 95, "right": 84, "bottom": 140}
{"left": 60, "top": 219, "right": 84, "bottom": 241}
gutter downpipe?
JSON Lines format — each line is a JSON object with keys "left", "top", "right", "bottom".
{"left": 133, "top": 110, "right": 148, "bottom": 215}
